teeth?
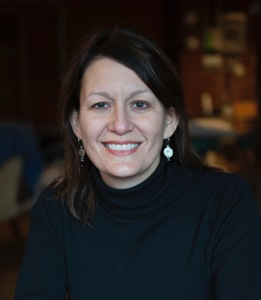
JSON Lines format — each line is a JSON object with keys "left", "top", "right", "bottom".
{"left": 105, "top": 143, "right": 139, "bottom": 150}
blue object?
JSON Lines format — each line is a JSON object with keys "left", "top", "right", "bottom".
{"left": 0, "top": 121, "right": 43, "bottom": 193}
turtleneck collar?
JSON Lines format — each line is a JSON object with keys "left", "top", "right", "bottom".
{"left": 91, "top": 158, "right": 177, "bottom": 219}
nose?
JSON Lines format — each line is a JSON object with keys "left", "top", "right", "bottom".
{"left": 107, "top": 105, "right": 134, "bottom": 135}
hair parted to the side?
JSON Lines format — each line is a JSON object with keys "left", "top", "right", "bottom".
{"left": 53, "top": 26, "right": 219, "bottom": 226}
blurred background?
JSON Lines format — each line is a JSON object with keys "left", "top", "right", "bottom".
{"left": 1, "top": 0, "right": 261, "bottom": 299}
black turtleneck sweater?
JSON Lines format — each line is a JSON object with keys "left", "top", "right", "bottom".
{"left": 14, "top": 160, "right": 261, "bottom": 300}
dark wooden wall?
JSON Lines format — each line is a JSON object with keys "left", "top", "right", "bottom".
{"left": 0, "top": 0, "right": 169, "bottom": 132}
{"left": 0, "top": 0, "right": 260, "bottom": 134}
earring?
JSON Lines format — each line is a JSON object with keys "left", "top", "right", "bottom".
{"left": 163, "top": 138, "right": 173, "bottom": 162}
{"left": 78, "top": 138, "right": 85, "bottom": 167}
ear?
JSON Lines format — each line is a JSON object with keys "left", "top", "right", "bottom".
{"left": 163, "top": 107, "right": 179, "bottom": 139}
{"left": 70, "top": 110, "right": 82, "bottom": 140}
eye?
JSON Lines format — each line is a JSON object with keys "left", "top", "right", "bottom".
{"left": 93, "top": 102, "right": 109, "bottom": 108}
{"left": 132, "top": 102, "right": 148, "bottom": 108}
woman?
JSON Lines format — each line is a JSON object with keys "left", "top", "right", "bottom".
{"left": 15, "top": 27, "right": 261, "bottom": 300}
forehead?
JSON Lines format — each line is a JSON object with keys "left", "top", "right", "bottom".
{"left": 81, "top": 58, "right": 149, "bottom": 92}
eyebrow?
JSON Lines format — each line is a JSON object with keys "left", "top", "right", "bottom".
{"left": 129, "top": 89, "right": 150, "bottom": 98}
{"left": 86, "top": 89, "right": 151, "bottom": 99}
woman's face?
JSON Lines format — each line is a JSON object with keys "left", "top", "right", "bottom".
{"left": 71, "top": 58, "right": 178, "bottom": 189}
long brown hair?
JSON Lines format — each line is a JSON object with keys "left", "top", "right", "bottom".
{"left": 53, "top": 26, "right": 217, "bottom": 226}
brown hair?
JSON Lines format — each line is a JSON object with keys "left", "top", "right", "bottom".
{"left": 53, "top": 26, "right": 216, "bottom": 226}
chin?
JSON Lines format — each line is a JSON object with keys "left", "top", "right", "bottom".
{"left": 108, "top": 163, "right": 141, "bottom": 178}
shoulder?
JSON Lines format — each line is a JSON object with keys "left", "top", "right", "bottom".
{"left": 37, "top": 185, "right": 57, "bottom": 201}
{"left": 34, "top": 185, "right": 61, "bottom": 207}
{"left": 186, "top": 169, "right": 260, "bottom": 225}
{"left": 176, "top": 165, "right": 257, "bottom": 211}
{"left": 179, "top": 167, "right": 261, "bottom": 242}
{"left": 31, "top": 185, "right": 66, "bottom": 224}
{"left": 179, "top": 165, "right": 249, "bottom": 192}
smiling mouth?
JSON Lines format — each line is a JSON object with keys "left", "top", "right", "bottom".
{"left": 104, "top": 143, "right": 140, "bottom": 151}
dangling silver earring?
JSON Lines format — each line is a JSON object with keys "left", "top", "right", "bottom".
{"left": 163, "top": 138, "right": 173, "bottom": 162}
{"left": 78, "top": 138, "right": 85, "bottom": 167}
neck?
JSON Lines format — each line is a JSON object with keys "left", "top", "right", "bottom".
{"left": 91, "top": 157, "right": 178, "bottom": 219}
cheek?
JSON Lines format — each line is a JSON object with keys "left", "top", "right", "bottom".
{"left": 136, "top": 117, "right": 166, "bottom": 155}
{"left": 80, "top": 118, "right": 106, "bottom": 148}
{"left": 143, "top": 115, "right": 167, "bottom": 139}
{"left": 78, "top": 119, "right": 94, "bottom": 144}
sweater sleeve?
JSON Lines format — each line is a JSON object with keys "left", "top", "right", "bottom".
{"left": 14, "top": 187, "right": 67, "bottom": 300}
{"left": 209, "top": 174, "right": 261, "bottom": 299}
